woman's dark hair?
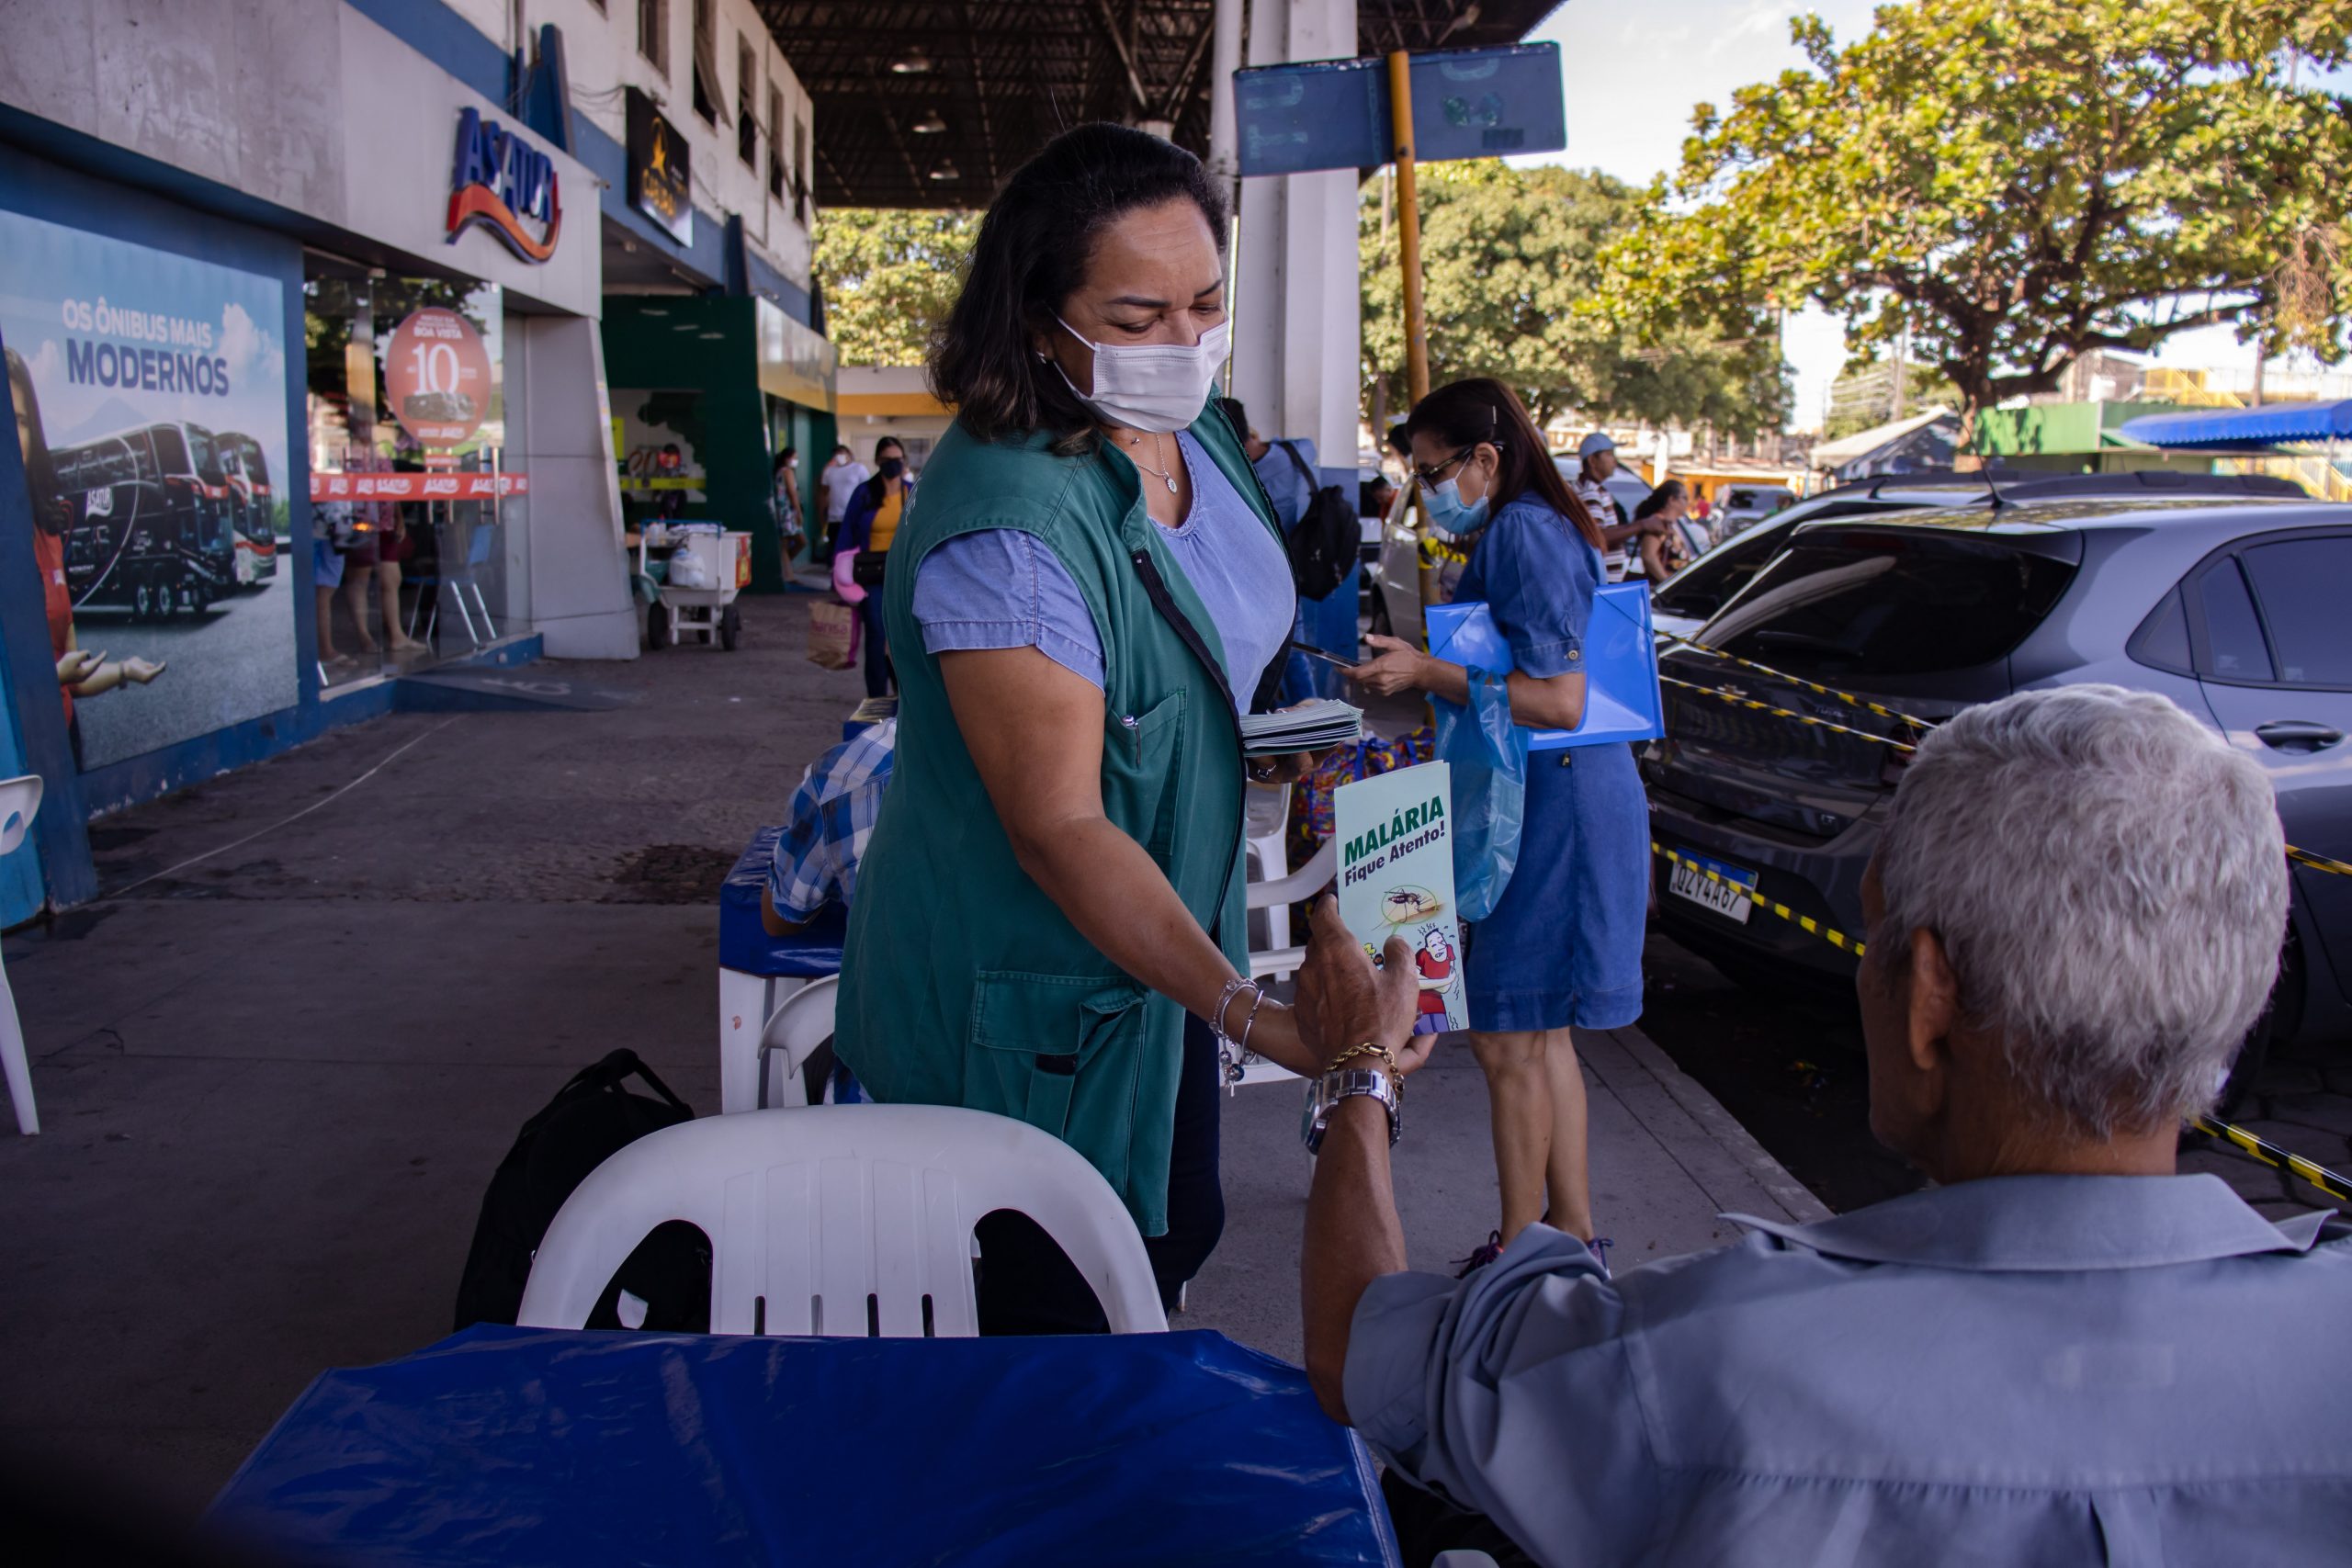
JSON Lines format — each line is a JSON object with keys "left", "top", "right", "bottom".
{"left": 6, "top": 347, "right": 65, "bottom": 536}
{"left": 1633, "top": 478, "right": 1685, "bottom": 522}
{"left": 1404, "top": 378, "right": 1602, "bottom": 550}
{"left": 773, "top": 446, "right": 796, "bottom": 476}
{"left": 862, "top": 436, "right": 908, "bottom": 506}
{"left": 929, "top": 123, "right": 1229, "bottom": 450}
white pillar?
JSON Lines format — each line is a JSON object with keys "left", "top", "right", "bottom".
{"left": 513, "top": 314, "right": 639, "bottom": 660}
{"left": 1230, "top": 0, "right": 1361, "bottom": 474}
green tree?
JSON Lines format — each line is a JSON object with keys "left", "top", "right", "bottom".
{"left": 1606, "top": 0, "right": 2352, "bottom": 443}
{"left": 814, "top": 208, "right": 978, "bottom": 367}
{"left": 1363, "top": 162, "right": 1784, "bottom": 436}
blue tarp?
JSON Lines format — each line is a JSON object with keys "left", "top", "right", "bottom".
{"left": 2118, "top": 400, "right": 2352, "bottom": 452}
{"left": 206, "top": 1325, "right": 1402, "bottom": 1567}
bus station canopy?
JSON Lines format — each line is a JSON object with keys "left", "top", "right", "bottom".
{"left": 758, "top": 0, "right": 1565, "bottom": 209}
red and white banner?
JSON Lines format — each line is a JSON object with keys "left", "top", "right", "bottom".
{"left": 310, "top": 471, "right": 529, "bottom": 501}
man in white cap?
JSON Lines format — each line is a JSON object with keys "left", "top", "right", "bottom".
{"left": 1575, "top": 431, "right": 1657, "bottom": 582}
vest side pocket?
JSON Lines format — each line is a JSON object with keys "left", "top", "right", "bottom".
{"left": 1103, "top": 688, "right": 1186, "bottom": 863}
{"left": 966, "top": 970, "right": 1148, "bottom": 1188}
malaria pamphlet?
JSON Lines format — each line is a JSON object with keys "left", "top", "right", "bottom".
{"left": 1335, "top": 761, "right": 1467, "bottom": 1033}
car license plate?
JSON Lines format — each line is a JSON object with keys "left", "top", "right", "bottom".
{"left": 1668, "top": 851, "right": 1757, "bottom": 925}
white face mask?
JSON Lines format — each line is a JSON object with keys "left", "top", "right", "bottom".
{"left": 1052, "top": 314, "right": 1231, "bottom": 434}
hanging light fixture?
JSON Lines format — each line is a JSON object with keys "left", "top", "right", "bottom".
{"left": 889, "top": 48, "right": 932, "bottom": 74}
{"left": 927, "top": 160, "right": 961, "bottom": 182}
{"left": 912, "top": 111, "right": 948, "bottom": 134}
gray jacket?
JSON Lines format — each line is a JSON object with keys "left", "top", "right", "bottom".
{"left": 1346, "top": 1174, "right": 2352, "bottom": 1566}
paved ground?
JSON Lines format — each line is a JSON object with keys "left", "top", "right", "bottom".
{"left": 0, "top": 591, "right": 1821, "bottom": 1526}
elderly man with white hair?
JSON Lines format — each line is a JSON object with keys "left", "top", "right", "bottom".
{"left": 1290, "top": 684, "right": 2352, "bottom": 1566}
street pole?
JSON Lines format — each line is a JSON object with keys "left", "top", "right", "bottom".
{"left": 1386, "top": 50, "right": 1442, "bottom": 620}
{"left": 1387, "top": 50, "right": 1429, "bottom": 406}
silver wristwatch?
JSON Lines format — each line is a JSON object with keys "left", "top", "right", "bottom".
{"left": 1302, "top": 1066, "right": 1402, "bottom": 1155}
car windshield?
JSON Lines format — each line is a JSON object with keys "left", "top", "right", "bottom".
{"left": 1702, "top": 529, "right": 2076, "bottom": 678}
{"left": 1653, "top": 519, "right": 1795, "bottom": 625}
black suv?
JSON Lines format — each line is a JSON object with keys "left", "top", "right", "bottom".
{"left": 1645, "top": 491, "right": 2352, "bottom": 1096}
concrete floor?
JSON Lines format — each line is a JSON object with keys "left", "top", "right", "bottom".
{"left": 0, "top": 592, "right": 1821, "bottom": 1524}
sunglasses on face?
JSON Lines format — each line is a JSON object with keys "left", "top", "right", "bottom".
{"left": 1412, "top": 440, "right": 1500, "bottom": 492}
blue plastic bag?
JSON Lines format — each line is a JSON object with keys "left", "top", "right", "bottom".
{"left": 1434, "top": 666, "right": 1527, "bottom": 923}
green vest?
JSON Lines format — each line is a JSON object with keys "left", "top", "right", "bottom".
{"left": 837, "top": 404, "right": 1290, "bottom": 1234}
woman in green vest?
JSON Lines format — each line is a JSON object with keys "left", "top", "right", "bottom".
{"left": 838, "top": 124, "right": 1329, "bottom": 1334}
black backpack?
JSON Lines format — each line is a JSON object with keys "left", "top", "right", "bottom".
{"left": 1276, "top": 441, "right": 1361, "bottom": 602}
{"left": 452, "top": 1049, "right": 713, "bottom": 1333}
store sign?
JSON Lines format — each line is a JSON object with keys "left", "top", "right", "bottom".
{"left": 309, "top": 472, "right": 529, "bottom": 501}
{"left": 626, "top": 88, "right": 694, "bottom": 247}
{"left": 384, "top": 308, "right": 494, "bottom": 446}
{"left": 447, "top": 107, "right": 562, "bottom": 264}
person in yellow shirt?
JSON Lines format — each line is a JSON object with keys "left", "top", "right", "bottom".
{"left": 839, "top": 436, "right": 914, "bottom": 696}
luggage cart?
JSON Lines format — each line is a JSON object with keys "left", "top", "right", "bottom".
{"left": 639, "top": 525, "right": 750, "bottom": 650}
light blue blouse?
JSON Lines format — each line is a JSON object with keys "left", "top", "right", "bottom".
{"left": 910, "top": 431, "right": 1292, "bottom": 711}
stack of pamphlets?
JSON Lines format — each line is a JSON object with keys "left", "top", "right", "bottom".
{"left": 1238, "top": 699, "right": 1363, "bottom": 758}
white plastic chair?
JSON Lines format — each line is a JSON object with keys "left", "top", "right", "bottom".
{"left": 515, "top": 1104, "right": 1169, "bottom": 1337}
{"left": 755, "top": 974, "right": 838, "bottom": 1109}
{"left": 1242, "top": 783, "right": 1293, "bottom": 962}
{"left": 0, "top": 773, "right": 42, "bottom": 1135}
{"left": 1247, "top": 836, "right": 1336, "bottom": 984}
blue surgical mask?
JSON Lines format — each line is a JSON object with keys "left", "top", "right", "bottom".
{"left": 1423, "top": 476, "right": 1488, "bottom": 536}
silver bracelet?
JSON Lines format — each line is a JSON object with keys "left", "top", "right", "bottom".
{"left": 1238, "top": 987, "right": 1270, "bottom": 1057}
{"left": 1210, "top": 977, "right": 1259, "bottom": 1088}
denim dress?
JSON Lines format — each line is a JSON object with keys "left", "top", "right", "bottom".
{"left": 1452, "top": 494, "right": 1647, "bottom": 1032}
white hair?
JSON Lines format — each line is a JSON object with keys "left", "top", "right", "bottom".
{"left": 1874, "top": 684, "right": 2288, "bottom": 1136}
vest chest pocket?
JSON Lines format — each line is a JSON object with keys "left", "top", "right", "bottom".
{"left": 966, "top": 970, "right": 1148, "bottom": 1183}
{"left": 1103, "top": 689, "right": 1186, "bottom": 862}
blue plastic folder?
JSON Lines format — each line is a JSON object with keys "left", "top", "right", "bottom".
{"left": 1427, "top": 584, "right": 1665, "bottom": 750}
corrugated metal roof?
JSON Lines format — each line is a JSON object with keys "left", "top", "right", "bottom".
{"left": 757, "top": 1, "right": 1569, "bottom": 209}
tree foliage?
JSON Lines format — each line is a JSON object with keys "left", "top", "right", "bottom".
{"left": 1605, "top": 0, "right": 2352, "bottom": 435}
{"left": 813, "top": 208, "right": 978, "bottom": 367}
{"left": 1362, "top": 162, "right": 1786, "bottom": 434}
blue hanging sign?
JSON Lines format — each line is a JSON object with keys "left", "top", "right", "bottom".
{"left": 1233, "top": 42, "right": 1566, "bottom": 177}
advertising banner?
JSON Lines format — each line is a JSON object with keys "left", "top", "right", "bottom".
{"left": 0, "top": 210, "right": 298, "bottom": 770}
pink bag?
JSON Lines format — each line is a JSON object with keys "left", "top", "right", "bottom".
{"left": 831, "top": 546, "right": 866, "bottom": 604}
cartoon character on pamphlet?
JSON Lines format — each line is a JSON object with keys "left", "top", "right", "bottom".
{"left": 1412, "top": 926, "right": 1457, "bottom": 1034}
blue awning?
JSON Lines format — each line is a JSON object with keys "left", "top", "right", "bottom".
{"left": 2118, "top": 400, "right": 2352, "bottom": 452}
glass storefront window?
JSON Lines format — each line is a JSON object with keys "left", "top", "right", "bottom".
{"left": 303, "top": 259, "right": 523, "bottom": 686}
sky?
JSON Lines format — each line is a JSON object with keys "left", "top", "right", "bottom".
{"left": 1513, "top": 0, "right": 2314, "bottom": 430}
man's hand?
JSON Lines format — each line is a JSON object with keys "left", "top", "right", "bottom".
{"left": 1295, "top": 895, "right": 1428, "bottom": 1073}
{"left": 1346, "top": 634, "right": 1426, "bottom": 699}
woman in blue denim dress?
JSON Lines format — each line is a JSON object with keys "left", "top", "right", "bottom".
{"left": 1350, "top": 378, "right": 1648, "bottom": 1264}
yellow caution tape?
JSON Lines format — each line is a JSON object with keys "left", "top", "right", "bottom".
{"left": 1656, "top": 645, "right": 2346, "bottom": 877}
{"left": 1659, "top": 675, "right": 1920, "bottom": 754}
{"left": 1652, "top": 841, "right": 1870, "bottom": 955}
{"left": 1661, "top": 634, "right": 1940, "bottom": 734}
{"left": 2191, "top": 1116, "right": 2352, "bottom": 1202}
{"left": 2289, "top": 845, "right": 2352, "bottom": 879}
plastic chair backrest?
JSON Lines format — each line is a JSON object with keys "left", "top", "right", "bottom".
{"left": 466, "top": 525, "right": 496, "bottom": 567}
{"left": 1247, "top": 836, "right": 1335, "bottom": 911}
{"left": 515, "top": 1104, "right": 1169, "bottom": 1337}
{"left": 758, "top": 976, "right": 838, "bottom": 1107}
{"left": 0, "top": 774, "right": 43, "bottom": 856}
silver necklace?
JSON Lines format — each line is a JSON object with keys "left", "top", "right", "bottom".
{"left": 1123, "top": 430, "right": 1180, "bottom": 495}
